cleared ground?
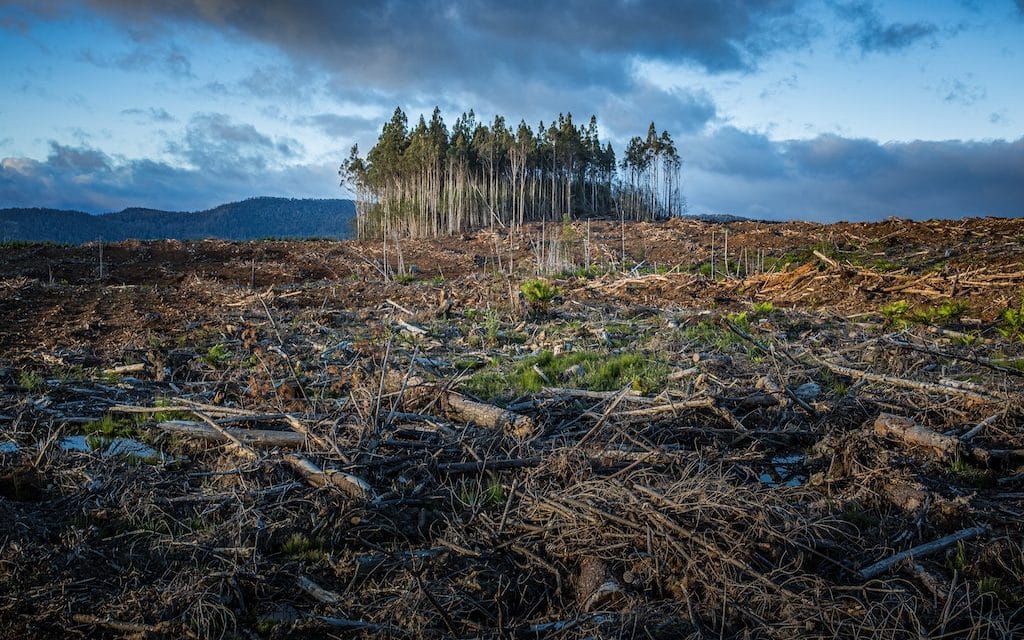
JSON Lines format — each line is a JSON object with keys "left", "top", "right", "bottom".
{"left": 1, "top": 216, "right": 1023, "bottom": 638}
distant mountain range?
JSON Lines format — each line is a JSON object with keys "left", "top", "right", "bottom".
{"left": 0, "top": 197, "right": 356, "bottom": 244}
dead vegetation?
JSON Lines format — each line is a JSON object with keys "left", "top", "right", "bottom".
{"left": 1, "top": 216, "right": 1023, "bottom": 638}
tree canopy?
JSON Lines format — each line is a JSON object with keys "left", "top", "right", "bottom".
{"left": 340, "top": 107, "right": 682, "bottom": 239}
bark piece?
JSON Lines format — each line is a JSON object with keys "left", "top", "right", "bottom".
{"left": 577, "top": 557, "right": 628, "bottom": 613}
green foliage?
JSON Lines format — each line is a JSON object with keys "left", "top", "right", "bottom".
{"left": 948, "top": 541, "right": 969, "bottom": 573}
{"left": 202, "top": 343, "right": 232, "bottom": 368}
{"left": 83, "top": 414, "right": 143, "bottom": 451}
{"left": 520, "top": 278, "right": 560, "bottom": 310}
{"left": 998, "top": 298, "right": 1024, "bottom": 341}
{"left": 840, "top": 502, "right": 879, "bottom": 531}
{"left": 150, "top": 397, "right": 192, "bottom": 422}
{"left": 588, "top": 352, "right": 668, "bottom": 393}
{"left": 953, "top": 332, "right": 980, "bottom": 347}
{"left": 483, "top": 308, "right": 501, "bottom": 346}
{"left": 684, "top": 316, "right": 747, "bottom": 351}
{"left": 880, "top": 299, "right": 968, "bottom": 328}
{"left": 880, "top": 300, "right": 911, "bottom": 324}
{"left": 280, "top": 533, "right": 327, "bottom": 562}
{"left": 84, "top": 415, "right": 137, "bottom": 439}
{"left": 17, "top": 370, "right": 43, "bottom": 391}
{"left": 977, "top": 577, "right": 1022, "bottom": 606}
{"left": 458, "top": 478, "right": 506, "bottom": 509}
{"left": 569, "top": 264, "right": 604, "bottom": 279}
{"left": 393, "top": 272, "right": 416, "bottom": 284}
{"left": 949, "top": 458, "right": 995, "bottom": 488}
{"left": 751, "top": 301, "right": 776, "bottom": 316}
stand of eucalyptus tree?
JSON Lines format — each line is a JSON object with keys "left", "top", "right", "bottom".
{"left": 340, "top": 107, "right": 683, "bottom": 239}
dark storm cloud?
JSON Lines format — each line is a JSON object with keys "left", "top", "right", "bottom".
{"left": 833, "top": 1, "right": 938, "bottom": 53}
{"left": 0, "top": 140, "right": 335, "bottom": 213}
{"left": 685, "top": 128, "right": 1024, "bottom": 220}
{"left": 52, "top": 1, "right": 816, "bottom": 88}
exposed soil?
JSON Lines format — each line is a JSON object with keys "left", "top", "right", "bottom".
{"left": 1, "top": 216, "right": 1023, "bottom": 638}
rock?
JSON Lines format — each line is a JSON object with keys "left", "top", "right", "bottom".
{"left": 793, "top": 382, "right": 821, "bottom": 401}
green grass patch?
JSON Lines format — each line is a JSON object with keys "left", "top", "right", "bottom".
{"left": 462, "top": 349, "right": 669, "bottom": 401}
{"left": 83, "top": 414, "right": 138, "bottom": 439}
{"left": 683, "top": 317, "right": 746, "bottom": 351}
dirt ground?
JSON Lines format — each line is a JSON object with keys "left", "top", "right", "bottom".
{"left": 1, "top": 216, "right": 1023, "bottom": 638}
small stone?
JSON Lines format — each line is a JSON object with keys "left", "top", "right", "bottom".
{"left": 793, "top": 382, "right": 821, "bottom": 400}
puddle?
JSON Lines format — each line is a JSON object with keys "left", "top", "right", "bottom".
{"left": 759, "top": 454, "right": 807, "bottom": 488}
{"left": 59, "top": 435, "right": 169, "bottom": 462}
{"left": 0, "top": 441, "right": 18, "bottom": 455}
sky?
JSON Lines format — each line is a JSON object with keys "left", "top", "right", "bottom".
{"left": 0, "top": 0, "right": 1022, "bottom": 221}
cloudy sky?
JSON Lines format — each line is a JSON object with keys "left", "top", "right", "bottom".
{"left": 1, "top": 1, "right": 1022, "bottom": 220}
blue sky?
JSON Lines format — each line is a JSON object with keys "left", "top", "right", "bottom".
{"left": 0, "top": 0, "right": 1021, "bottom": 220}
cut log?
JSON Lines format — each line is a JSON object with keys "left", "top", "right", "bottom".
{"left": 871, "top": 413, "right": 1020, "bottom": 463}
{"left": 285, "top": 453, "right": 375, "bottom": 501}
{"left": 444, "top": 393, "right": 535, "bottom": 439}
{"left": 873, "top": 413, "right": 962, "bottom": 460}
{"left": 820, "top": 360, "right": 1003, "bottom": 403}
{"left": 385, "top": 371, "right": 536, "bottom": 438}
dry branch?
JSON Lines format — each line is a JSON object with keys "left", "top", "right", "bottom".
{"left": 154, "top": 420, "right": 305, "bottom": 447}
{"left": 858, "top": 526, "right": 988, "bottom": 580}
{"left": 819, "top": 360, "right": 1004, "bottom": 403}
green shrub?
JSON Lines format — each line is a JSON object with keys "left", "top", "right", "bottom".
{"left": 18, "top": 370, "right": 43, "bottom": 391}
{"left": 520, "top": 278, "right": 560, "bottom": 310}
{"left": 203, "top": 344, "right": 232, "bottom": 367}
{"left": 999, "top": 298, "right": 1024, "bottom": 341}
{"left": 751, "top": 301, "right": 776, "bottom": 316}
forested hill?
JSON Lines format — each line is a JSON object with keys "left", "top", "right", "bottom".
{"left": 0, "top": 197, "right": 356, "bottom": 244}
